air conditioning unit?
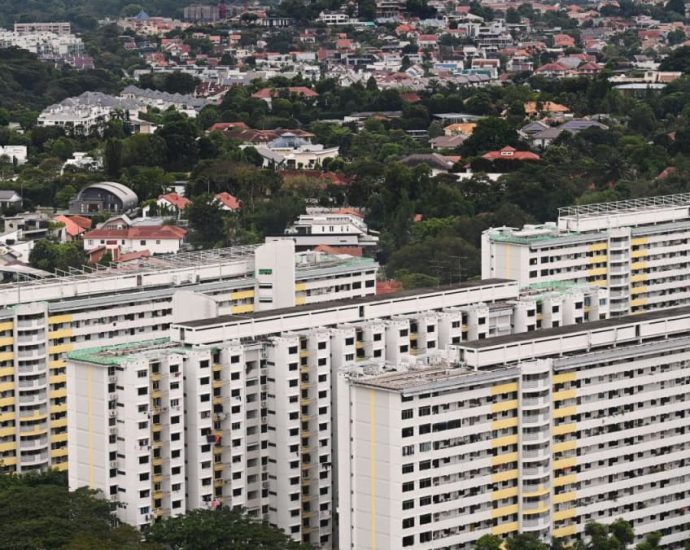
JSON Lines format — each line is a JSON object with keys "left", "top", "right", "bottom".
{"left": 110, "top": 460, "right": 118, "bottom": 469}
{"left": 109, "top": 427, "right": 117, "bottom": 435}
{"left": 261, "top": 416, "right": 268, "bottom": 424}
{"left": 109, "top": 410, "right": 117, "bottom": 417}
{"left": 262, "top": 481, "right": 269, "bottom": 489}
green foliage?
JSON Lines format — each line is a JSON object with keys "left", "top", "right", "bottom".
{"left": 0, "top": 470, "right": 142, "bottom": 550}
{"left": 29, "top": 239, "right": 89, "bottom": 273}
{"left": 140, "top": 72, "right": 200, "bottom": 95}
{"left": 146, "top": 507, "right": 311, "bottom": 550}
{"left": 186, "top": 194, "right": 229, "bottom": 248}
{"left": 660, "top": 46, "right": 690, "bottom": 72}
{"left": 0, "top": 48, "right": 119, "bottom": 113}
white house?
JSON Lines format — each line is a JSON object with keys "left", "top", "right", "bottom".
{"left": 253, "top": 133, "right": 340, "bottom": 170}
{"left": 267, "top": 209, "right": 379, "bottom": 250}
{"left": 83, "top": 224, "right": 187, "bottom": 256}
{"left": 0, "top": 146, "right": 27, "bottom": 165}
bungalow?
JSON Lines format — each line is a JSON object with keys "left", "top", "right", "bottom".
{"left": 524, "top": 101, "right": 571, "bottom": 117}
{"left": 142, "top": 192, "right": 192, "bottom": 218}
{"left": 534, "top": 62, "right": 570, "bottom": 78}
{"left": 214, "top": 192, "right": 241, "bottom": 212}
{"left": 251, "top": 86, "right": 319, "bottom": 107}
{"left": 83, "top": 224, "right": 187, "bottom": 256}
{"left": 482, "top": 146, "right": 540, "bottom": 161}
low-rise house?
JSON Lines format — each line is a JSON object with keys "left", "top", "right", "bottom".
{"left": 0, "top": 190, "right": 22, "bottom": 209}
{"left": 267, "top": 209, "right": 378, "bottom": 251}
{"left": 482, "top": 146, "right": 540, "bottom": 161}
{"left": 83, "top": 222, "right": 187, "bottom": 256}
{"left": 142, "top": 192, "right": 192, "bottom": 218}
{"left": 253, "top": 132, "right": 339, "bottom": 170}
{"left": 0, "top": 146, "right": 27, "bottom": 165}
{"left": 214, "top": 192, "right": 241, "bottom": 212}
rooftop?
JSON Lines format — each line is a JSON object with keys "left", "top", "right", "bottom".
{"left": 458, "top": 304, "right": 690, "bottom": 350}
{"left": 350, "top": 362, "right": 517, "bottom": 393}
{"left": 178, "top": 279, "right": 515, "bottom": 329}
{"left": 68, "top": 338, "right": 173, "bottom": 366}
{"left": 558, "top": 192, "right": 690, "bottom": 220}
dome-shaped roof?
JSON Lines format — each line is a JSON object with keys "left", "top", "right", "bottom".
{"left": 77, "top": 181, "right": 139, "bottom": 211}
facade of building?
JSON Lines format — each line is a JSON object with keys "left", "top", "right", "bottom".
{"left": 338, "top": 306, "right": 690, "bottom": 549}
{"left": 66, "top": 279, "right": 609, "bottom": 547}
{"left": 267, "top": 211, "right": 379, "bottom": 251}
{"left": 482, "top": 193, "right": 690, "bottom": 316}
{"left": 0, "top": 241, "right": 378, "bottom": 475}
{"left": 14, "top": 22, "right": 71, "bottom": 34}
{"left": 69, "top": 181, "right": 139, "bottom": 216}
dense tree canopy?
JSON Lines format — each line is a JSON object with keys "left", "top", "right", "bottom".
{"left": 145, "top": 507, "right": 311, "bottom": 550}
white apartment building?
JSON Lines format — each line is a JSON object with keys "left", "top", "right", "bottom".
{"left": 67, "top": 278, "right": 608, "bottom": 548}
{"left": 482, "top": 193, "right": 690, "bottom": 316}
{"left": 0, "top": 146, "right": 27, "bottom": 166}
{"left": 0, "top": 241, "right": 378, "bottom": 475}
{"left": 267, "top": 211, "right": 379, "bottom": 250}
{"left": 338, "top": 306, "right": 690, "bottom": 549}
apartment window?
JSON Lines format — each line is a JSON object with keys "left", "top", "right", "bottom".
{"left": 402, "top": 409, "right": 413, "bottom": 420}
{"left": 402, "top": 427, "right": 413, "bottom": 438}
{"left": 403, "top": 535, "right": 414, "bottom": 547}
{"left": 403, "top": 500, "right": 414, "bottom": 510}
{"left": 402, "top": 482, "right": 414, "bottom": 492}
{"left": 402, "top": 518, "right": 414, "bottom": 529}
{"left": 137, "top": 370, "right": 147, "bottom": 378}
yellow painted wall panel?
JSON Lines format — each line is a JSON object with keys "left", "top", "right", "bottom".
{"left": 553, "top": 508, "right": 577, "bottom": 521}
{"left": 48, "top": 314, "right": 73, "bottom": 325}
{"left": 554, "top": 406, "right": 576, "bottom": 419}
{"left": 553, "top": 491, "right": 577, "bottom": 504}
{"left": 491, "top": 452, "right": 518, "bottom": 467}
{"left": 553, "top": 525, "right": 578, "bottom": 538}
{"left": 491, "top": 382, "right": 518, "bottom": 395}
{"left": 553, "top": 389, "right": 576, "bottom": 401}
{"left": 492, "top": 522, "right": 519, "bottom": 536}
{"left": 553, "top": 440, "right": 577, "bottom": 453}
{"left": 491, "top": 434, "right": 518, "bottom": 448}
{"left": 491, "top": 486, "right": 519, "bottom": 500}
{"left": 491, "top": 417, "right": 519, "bottom": 430}
{"left": 553, "top": 423, "right": 576, "bottom": 436}
{"left": 554, "top": 457, "right": 577, "bottom": 470}
{"left": 491, "top": 504, "right": 519, "bottom": 518}
{"left": 491, "top": 400, "right": 518, "bottom": 413}
{"left": 553, "top": 372, "right": 576, "bottom": 384}
{"left": 491, "top": 469, "right": 518, "bottom": 483}
{"left": 553, "top": 474, "right": 577, "bottom": 487}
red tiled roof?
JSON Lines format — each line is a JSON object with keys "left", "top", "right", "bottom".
{"left": 71, "top": 215, "right": 92, "bottom": 230}
{"left": 159, "top": 192, "right": 192, "bottom": 210}
{"left": 85, "top": 225, "right": 187, "bottom": 240}
{"left": 214, "top": 192, "right": 241, "bottom": 211}
{"left": 314, "top": 244, "right": 363, "bottom": 257}
{"left": 54, "top": 215, "right": 87, "bottom": 237}
{"left": 251, "top": 87, "right": 319, "bottom": 99}
{"left": 336, "top": 207, "right": 364, "bottom": 218}
{"left": 482, "top": 146, "right": 541, "bottom": 161}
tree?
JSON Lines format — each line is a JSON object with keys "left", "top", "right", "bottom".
{"left": 104, "top": 139, "right": 122, "bottom": 178}
{"left": 476, "top": 534, "right": 504, "bottom": 550}
{"left": 659, "top": 46, "right": 690, "bottom": 72}
{"left": 146, "top": 507, "right": 310, "bottom": 550}
{"left": 29, "top": 240, "right": 88, "bottom": 274}
{"left": 0, "top": 470, "right": 142, "bottom": 549}
{"left": 505, "top": 533, "right": 550, "bottom": 550}
{"left": 186, "top": 194, "right": 228, "bottom": 248}
{"left": 461, "top": 117, "right": 519, "bottom": 156}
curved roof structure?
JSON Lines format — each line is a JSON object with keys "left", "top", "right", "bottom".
{"left": 77, "top": 182, "right": 138, "bottom": 211}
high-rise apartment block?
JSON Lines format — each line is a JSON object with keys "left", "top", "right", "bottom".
{"left": 482, "top": 194, "right": 690, "bottom": 316}
{"left": 338, "top": 306, "right": 690, "bottom": 548}
{"left": 0, "top": 241, "right": 377, "bottom": 474}
{"left": 67, "top": 279, "right": 610, "bottom": 547}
